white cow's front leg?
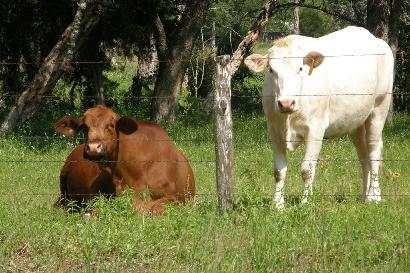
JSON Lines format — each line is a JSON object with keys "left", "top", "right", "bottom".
{"left": 301, "top": 138, "right": 323, "bottom": 204}
{"left": 271, "top": 140, "right": 287, "bottom": 210}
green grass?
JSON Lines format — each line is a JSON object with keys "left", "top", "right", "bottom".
{"left": 0, "top": 112, "right": 409, "bottom": 272}
{"left": 252, "top": 42, "right": 273, "bottom": 55}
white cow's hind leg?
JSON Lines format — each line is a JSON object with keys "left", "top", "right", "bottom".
{"left": 301, "top": 137, "right": 323, "bottom": 204}
{"left": 349, "top": 125, "right": 371, "bottom": 201}
{"left": 366, "top": 136, "right": 383, "bottom": 202}
{"left": 364, "top": 106, "right": 389, "bottom": 202}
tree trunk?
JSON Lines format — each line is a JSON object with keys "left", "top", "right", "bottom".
{"left": 131, "top": 34, "right": 157, "bottom": 99}
{"left": 366, "top": 0, "right": 403, "bottom": 122}
{"left": 151, "top": 54, "right": 186, "bottom": 123}
{"left": 293, "top": 1, "right": 300, "bottom": 34}
{"left": 389, "top": 0, "right": 401, "bottom": 65}
{"left": 91, "top": 63, "right": 105, "bottom": 105}
{"left": 366, "top": 0, "right": 390, "bottom": 42}
{"left": 151, "top": 0, "right": 211, "bottom": 123}
{"left": 0, "top": 0, "right": 104, "bottom": 134}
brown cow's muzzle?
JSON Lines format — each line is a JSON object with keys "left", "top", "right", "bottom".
{"left": 84, "top": 141, "right": 108, "bottom": 161}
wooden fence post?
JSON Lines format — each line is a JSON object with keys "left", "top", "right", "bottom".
{"left": 214, "top": 55, "right": 234, "bottom": 214}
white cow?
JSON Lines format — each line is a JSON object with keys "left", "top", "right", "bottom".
{"left": 244, "top": 26, "right": 393, "bottom": 209}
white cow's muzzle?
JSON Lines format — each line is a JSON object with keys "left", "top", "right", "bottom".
{"left": 277, "top": 98, "right": 297, "bottom": 113}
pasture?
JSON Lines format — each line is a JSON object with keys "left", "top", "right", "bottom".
{"left": 0, "top": 109, "right": 409, "bottom": 272}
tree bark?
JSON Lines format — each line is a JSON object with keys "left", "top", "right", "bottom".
{"left": 366, "top": 0, "right": 403, "bottom": 122}
{"left": 150, "top": 0, "right": 211, "bottom": 123}
{"left": 131, "top": 34, "right": 157, "bottom": 100}
{"left": 293, "top": 2, "right": 300, "bottom": 34}
{"left": 214, "top": 55, "right": 234, "bottom": 214}
{"left": 0, "top": 0, "right": 105, "bottom": 134}
{"left": 91, "top": 63, "right": 105, "bottom": 105}
{"left": 366, "top": 0, "right": 390, "bottom": 42}
{"left": 389, "top": 0, "right": 401, "bottom": 63}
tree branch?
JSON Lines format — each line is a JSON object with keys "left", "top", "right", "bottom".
{"left": 153, "top": 15, "right": 168, "bottom": 60}
{"left": 229, "top": 0, "right": 362, "bottom": 76}
{"left": 274, "top": 1, "right": 362, "bottom": 26}
{"left": 230, "top": 0, "right": 278, "bottom": 75}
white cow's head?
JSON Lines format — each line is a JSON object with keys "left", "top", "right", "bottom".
{"left": 245, "top": 38, "right": 324, "bottom": 113}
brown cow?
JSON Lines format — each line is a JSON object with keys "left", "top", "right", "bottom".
{"left": 58, "top": 144, "right": 115, "bottom": 208}
{"left": 54, "top": 105, "right": 195, "bottom": 214}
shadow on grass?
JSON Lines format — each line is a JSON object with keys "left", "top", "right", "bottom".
{"left": 231, "top": 192, "right": 359, "bottom": 212}
{"left": 232, "top": 193, "right": 309, "bottom": 211}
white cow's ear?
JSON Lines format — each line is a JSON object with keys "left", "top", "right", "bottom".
{"left": 303, "top": 51, "right": 324, "bottom": 75}
{"left": 244, "top": 54, "right": 267, "bottom": 73}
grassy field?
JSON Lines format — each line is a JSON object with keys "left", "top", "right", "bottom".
{"left": 0, "top": 111, "right": 409, "bottom": 272}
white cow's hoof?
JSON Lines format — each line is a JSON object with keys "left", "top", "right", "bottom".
{"left": 363, "top": 195, "right": 381, "bottom": 203}
{"left": 301, "top": 197, "right": 309, "bottom": 204}
{"left": 275, "top": 203, "right": 285, "bottom": 211}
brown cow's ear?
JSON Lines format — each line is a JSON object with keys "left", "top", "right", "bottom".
{"left": 117, "top": 117, "right": 138, "bottom": 135}
{"left": 303, "top": 51, "right": 325, "bottom": 75}
{"left": 54, "top": 116, "right": 83, "bottom": 136}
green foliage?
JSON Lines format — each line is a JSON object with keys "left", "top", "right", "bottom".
{"left": 103, "top": 63, "right": 138, "bottom": 107}
{"left": 252, "top": 42, "right": 272, "bottom": 54}
{"left": 299, "top": 8, "right": 337, "bottom": 37}
{"left": 232, "top": 65, "right": 264, "bottom": 112}
{"left": 206, "top": 0, "right": 267, "bottom": 55}
{"left": 0, "top": 0, "right": 75, "bottom": 96}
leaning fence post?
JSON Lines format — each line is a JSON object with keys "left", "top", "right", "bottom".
{"left": 213, "top": 55, "right": 234, "bottom": 214}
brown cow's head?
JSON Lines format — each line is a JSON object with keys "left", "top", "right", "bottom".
{"left": 54, "top": 105, "right": 138, "bottom": 161}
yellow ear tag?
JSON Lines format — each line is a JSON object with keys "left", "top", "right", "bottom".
{"left": 308, "top": 58, "right": 315, "bottom": 76}
{"left": 308, "top": 66, "right": 314, "bottom": 75}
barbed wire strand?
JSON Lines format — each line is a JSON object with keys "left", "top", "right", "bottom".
{"left": 0, "top": 192, "right": 409, "bottom": 198}
{"left": 1, "top": 92, "right": 409, "bottom": 99}
{"left": 0, "top": 135, "right": 408, "bottom": 142}
{"left": 1, "top": 51, "right": 409, "bottom": 66}
{"left": 0, "top": 158, "right": 409, "bottom": 164}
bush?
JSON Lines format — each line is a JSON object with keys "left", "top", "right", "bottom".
{"left": 232, "top": 65, "right": 264, "bottom": 113}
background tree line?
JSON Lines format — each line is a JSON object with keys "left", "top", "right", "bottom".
{"left": 0, "top": 0, "right": 408, "bottom": 134}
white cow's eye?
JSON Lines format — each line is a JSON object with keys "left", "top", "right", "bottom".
{"left": 269, "top": 67, "right": 274, "bottom": 73}
{"left": 299, "top": 67, "right": 303, "bottom": 72}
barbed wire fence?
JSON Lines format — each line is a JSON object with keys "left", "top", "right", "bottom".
{"left": 0, "top": 52, "right": 409, "bottom": 214}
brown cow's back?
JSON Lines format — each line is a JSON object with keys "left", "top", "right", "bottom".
{"left": 115, "top": 121, "right": 195, "bottom": 205}
{"left": 58, "top": 144, "right": 115, "bottom": 207}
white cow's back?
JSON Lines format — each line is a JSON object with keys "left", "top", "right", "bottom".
{"left": 275, "top": 26, "right": 393, "bottom": 140}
